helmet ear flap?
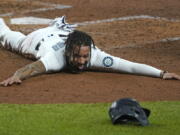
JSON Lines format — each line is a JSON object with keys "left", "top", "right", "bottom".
{"left": 142, "top": 108, "right": 151, "bottom": 117}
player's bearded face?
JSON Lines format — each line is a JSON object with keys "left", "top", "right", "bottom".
{"left": 71, "top": 46, "right": 90, "bottom": 71}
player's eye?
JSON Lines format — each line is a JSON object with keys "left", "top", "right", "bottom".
{"left": 74, "top": 54, "right": 80, "bottom": 58}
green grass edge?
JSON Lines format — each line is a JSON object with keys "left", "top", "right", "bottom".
{"left": 0, "top": 101, "right": 179, "bottom": 135}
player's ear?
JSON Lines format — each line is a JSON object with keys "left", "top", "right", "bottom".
{"left": 65, "top": 50, "right": 74, "bottom": 62}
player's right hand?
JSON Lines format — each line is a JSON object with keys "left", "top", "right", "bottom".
{"left": 162, "top": 72, "right": 180, "bottom": 80}
{"left": 0, "top": 76, "right": 22, "bottom": 87}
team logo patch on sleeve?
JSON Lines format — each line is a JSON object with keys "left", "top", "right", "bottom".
{"left": 52, "top": 42, "right": 65, "bottom": 51}
{"left": 103, "top": 56, "right": 113, "bottom": 67}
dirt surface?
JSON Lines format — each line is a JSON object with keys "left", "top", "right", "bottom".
{"left": 0, "top": 0, "right": 180, "bottom": 104}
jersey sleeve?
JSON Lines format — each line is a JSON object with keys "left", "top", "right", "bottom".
{"left": 90, "top": 47, "right": 162, "bottom": 77}
{"left": 40, "top": 51, "right": 65, "bottom": 72}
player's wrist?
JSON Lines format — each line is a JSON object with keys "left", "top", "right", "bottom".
{"left": 160, "top": 70, "right": 168, "bottom": 79}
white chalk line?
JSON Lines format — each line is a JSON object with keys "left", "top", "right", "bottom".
{"left": 104, "top": 37, "right": 180, "bottom": 51}
{"left": 0, "top": 1, "right": 71, "bottom": 17}
{"left": 10, "top": 15, "right": 180, "bottom": 25}
{"left": 23, "top": 3, "right": 72, "bottom": 13}
{"left": 76, "top": 15, "right": 180, "bottom": 26}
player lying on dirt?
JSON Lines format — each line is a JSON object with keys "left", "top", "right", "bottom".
{"left": 0, "top": 16, "right": 180, "bottom": 86}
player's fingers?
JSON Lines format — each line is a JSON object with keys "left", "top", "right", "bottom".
{"left": 163, "top": 73, "right": 179, "bottom": 80}
{"left": 2, "top": 81, "right": 9, "bottom": 87}
{"left": 4, "top": 79, "right": 11, "bottom": 86}
{"left": 15, "top": 79, "right": 22, "bottom": 84}
{"left": 9, "top": 78, "right": 22, "bottom": 85}
{"left": 0, "top": 80, "right": 7, "bottom": 86}
{"left": 9, "top": 79, "right": 15, "bottom": 85}
{"left": 166, "top": 73, "right": 180, "bottom": 80}
{"left": 173, "top": 74, "right": 180, "bottom": 80}
{"left": 1, "top": 78, "right": 12, "bottom": 86}
{"left": 0, "top": 78, "right": 22, "bottom": 86}
{"left": 9, "top": 78, "right": 20, "bottom": 85}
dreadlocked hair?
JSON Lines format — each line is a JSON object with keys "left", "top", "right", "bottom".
{"left": 65, "top": 30, "right": 95, "bottom": 73}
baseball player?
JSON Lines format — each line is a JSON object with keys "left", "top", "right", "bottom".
{"left": 0, "top": 16, "right": 180, "bottom": 86}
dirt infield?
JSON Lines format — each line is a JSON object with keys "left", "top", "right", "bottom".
{"left": 0, "top": 0, "right": 180, "bottom": 104}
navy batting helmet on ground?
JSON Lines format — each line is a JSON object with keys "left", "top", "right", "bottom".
{"left": 109, "top": 98, "right": 151, "bottom": 126}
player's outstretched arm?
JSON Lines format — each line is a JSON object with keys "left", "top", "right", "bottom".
{"left": 0, "top": 60, "right": 46, "bottom": 86}
{"left": 91, "top": 48, "right": 180, "bottom": 80}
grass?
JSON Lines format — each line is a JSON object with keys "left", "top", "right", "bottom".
{"left": 0, "top": 101, "right": 179, "bottom": 135}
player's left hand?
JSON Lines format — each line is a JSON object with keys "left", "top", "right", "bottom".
{"left": 0, "top": 76, "right": 22, "bottom": 87}
{"left": 162, "top": 72, "right": 180, "bottom": 80}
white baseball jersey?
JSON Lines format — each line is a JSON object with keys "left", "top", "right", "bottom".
{"left": 0, "top": 17, "right": 162, "bottom": 77}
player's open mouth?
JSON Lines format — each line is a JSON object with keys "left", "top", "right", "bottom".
{"left": 78, "top": 65, "right": 85, "bottom": 70}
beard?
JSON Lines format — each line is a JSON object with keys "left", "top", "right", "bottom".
{"left": 67, "top": 61, "right": 88, "bottom": 74}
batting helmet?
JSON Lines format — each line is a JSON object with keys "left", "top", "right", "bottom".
{"left": 109, "top": 98, "right": 151, "bottom": 126}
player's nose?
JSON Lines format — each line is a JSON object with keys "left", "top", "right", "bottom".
{"left": 78, "top": 57, "right": 86, "bottom": 64}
